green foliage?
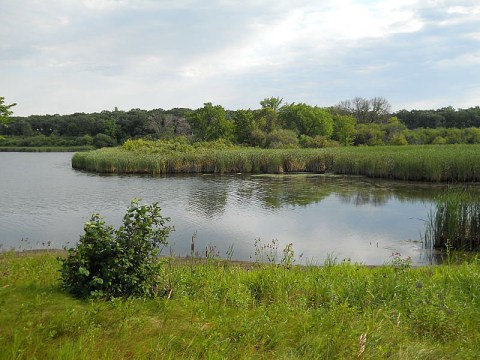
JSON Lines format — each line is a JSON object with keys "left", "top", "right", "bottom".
{"left": 396, "top": 106, "right": 480, "bottom": 129}
{"left": 60, "top": 199, "right": 173, "bottom": 298}
{"left": 4, "top": 98, "right": 480, "bottom": 151}
{"left": 249, "top": 128, "right": 267, "bottom": 147}
{"left": 432, "top": 135, "right": 447, "bottom": 145}
{"left": 0, "top": 134, "right": 95, "bottom": 149}
{"left": 93, "top": 133, "right": 117, "bottom": 148}
{"left": 464, "top": 127, "right": 480, "bottom": 144}
{"left": 259, "top": 96, "right": 283, "bottom": 111}
{"left": 265, "top": 129, "right": 299, "bottom": 148}
{"left": 255, "top": 97, "right": 283, "bottom": 133}
{"left": 187, "top": 102, "right": 233, "bottom": 141}
{"left": 389, "top": 133, "right": 409, "bottom": 145}
{"left": 354, "top": 123, "right": 386, "bottom": 146}
{"left": 299, "top": 135, "right": 340, "bottom": 148}
{"left": 386, "top": 252, "right": 412, "bottom": 269}
{"left": 333, "top": 114, "right": 356, "bottom": 145}
{"left": 4, "top": 252, "right": 480, "bottom": 358}
{"left": 232, "top": 109, "right": 254, "bottom": 144}
{"left": 74, "top": 142, "right": 480, "bottom": 181}
{"left": 280, "top": 103, "right": 334, "bottom": 137}
{"left": 0, "top": 97, "right": 16, "bottom": 125}
{"left": 425, "top": 189, "right": 480, "bottom": 251}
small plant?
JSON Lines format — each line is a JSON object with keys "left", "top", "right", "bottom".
{"left": 203, "top": 243, "right": 220, "bottom": 260}
{"left": 387, "top": 252, "right": 412, "bottom": 269}
{"left": 281, "top": 243, "right": 296, "bottom": 268}
{"left": 60, "top": 199, "right": 173, "bottom": 299}
{"left": 253, "top": 238, "right": 279, "bottom": 264}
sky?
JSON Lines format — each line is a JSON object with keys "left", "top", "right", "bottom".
{"left": 1, "top": 0, "right": 479, "bottom": 116}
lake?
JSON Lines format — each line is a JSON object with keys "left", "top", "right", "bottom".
{"left": 0, "top": 152, "right": 457, "bottom": 265}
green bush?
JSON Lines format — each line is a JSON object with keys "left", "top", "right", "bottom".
{"left": 60, "top": 199, "right": 173, "bottom": 299}
{"left": 265, "top": 129, "right": 299, "bottom": 148}
{"left": 93, "top": 133, "right": 117, "bottom": 148}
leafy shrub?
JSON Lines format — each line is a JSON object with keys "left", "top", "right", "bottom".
{"left": 432, "top": 136, "right": 447, "bottom": 145}
{"left": 60, "top": 199, "right": 174, "bottom": 299}
{"left": 266, "top": 129, "right": 299, "bottom": 148}
{"left": 389, "top": 133, "right": 409, "bottom": 145}
{"left": 299, "top": 135, "right": 340, "bottom": 148}
{"left": 93, "top": 133, "right": 117, "bottom": 148}
{"left": 250, "top": 128, "right": 267, "bottom": 147}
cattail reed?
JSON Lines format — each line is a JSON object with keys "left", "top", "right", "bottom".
{"left": 72, "top": 141, "right": 480, "bottom": 182}
{"left": 425, "top": 188, "right": 480, "bottom": 250}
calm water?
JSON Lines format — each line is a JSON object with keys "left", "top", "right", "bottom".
{"left": 0, "top": 152, "right": 457, "bottom": 265}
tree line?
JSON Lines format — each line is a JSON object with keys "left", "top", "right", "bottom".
{"left": 1, "top": 96, "right": 480, "bottom": 148}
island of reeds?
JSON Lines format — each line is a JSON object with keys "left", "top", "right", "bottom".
{"left": 72, "top": 140, "right": 480, "bottom": 182}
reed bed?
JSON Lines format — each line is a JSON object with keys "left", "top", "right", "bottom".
{"left": 72, "top": 141, "right": 480, "bottom": 182}
{"left": 425, "top": 189, "right": 480, "bottom": 250}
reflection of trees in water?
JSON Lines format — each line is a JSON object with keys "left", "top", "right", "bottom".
{"left": 187, "top": 177, "right": 229, "bottom": 218}
{"left": 334, "top": 180, "right": 468, "bottom": 207}
{"left": 187, "top": 174, "right": 480, "bottom": 217}
{"left": 336, "top": 190, "right": 391, "bottom": 207}
{"left": 254, "top": 176, "right": 331, "bottom": 208}
{"left": 249, "top": 175, "right": 453, "bottom": 209}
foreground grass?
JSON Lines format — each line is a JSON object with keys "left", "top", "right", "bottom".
{"left": 72, "top": 142, "right": 480, "bottom": 182}
{"left": 2, "top": 252, "right": 480, "bottom": 359}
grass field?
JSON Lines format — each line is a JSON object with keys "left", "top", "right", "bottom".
{"left": 72, "top": 141, "right": 480, "bottom": 182}
{"left": 2, "top": 251, "right": 480, "bottom": 359}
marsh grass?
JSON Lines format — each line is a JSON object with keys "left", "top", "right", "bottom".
{"left": 0, "top": 145, "right": 94, "bottom": 152}
{"left": 425, "top": 189, "right": 480, "bottom": 251}
{"left": 2, "top": 250, "right": 480, "bottom": 359}
{"left": 73, "top": 141, "right": 480, "bottom": 182}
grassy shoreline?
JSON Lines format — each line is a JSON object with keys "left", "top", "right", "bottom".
{"left": 2, "top": 251, "right": 480, "bottom": 359}
{"left": 0, "top": 145, "right": 95, "bottom": 152}
{"left": 72, "top": 143, "right": 480, "bottom": 182}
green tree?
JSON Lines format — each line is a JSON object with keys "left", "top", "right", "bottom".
{"left": 0, "top": 97, "right": 17, "bottom": 125}
{"left": 464, "top": 128, "right": 480, "bottom": 144}
{"left": 254, "top": 97, "right": 283, "bottom": 133}
{"left": 265, "top": 129, "right": 299, "bottom": 148}
{"left": 333, "top": 114, "right": 356, "bottom": 145}
{"left": 280, "top": 103, "right": 334, "bottom": 137}
{"left": 187, "top": 102, "right": 233, "bottom": 141}
{"left": 259, "top": 96, "right": 283, "bottom": 111}
{"left": 384, "top": 117, "right": 407, "bottom": 143}
{"left": 354, "top": 124, "right": 386, "bottom": 146}
{"left": 93, "top": 133, "right": 117, "bottom": 148}
{"left": 233, "top": 109, "right": 254, "bottom": 144}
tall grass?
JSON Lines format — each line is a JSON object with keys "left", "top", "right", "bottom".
{"left": 72, "top": 141, "right": 480, "bottom": 182}
{"left": 2, "top": 250, "right": 480, "bottom": 358}
{"left": 425, "top": 189, "right": 480, "bottom": 250}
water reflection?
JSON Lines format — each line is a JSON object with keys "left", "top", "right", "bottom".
{"left": 187, "top": 176, "right": 229, "bottom": 218}
{"left": 2, "top": 152, "right": 480, "bottom": 265}
{"left": 185, "top": 173, "right": 472, "bottom": 216}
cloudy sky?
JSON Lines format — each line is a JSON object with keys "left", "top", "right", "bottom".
{"left": 1, "top": 0, "right": 479, "bottom": 116}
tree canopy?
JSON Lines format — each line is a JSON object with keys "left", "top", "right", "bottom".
{"left": 0, "top": 97, "right": 16, "bottom": 125}
{"left": 187, "top": 103, "right": 233, "bottom": 142}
